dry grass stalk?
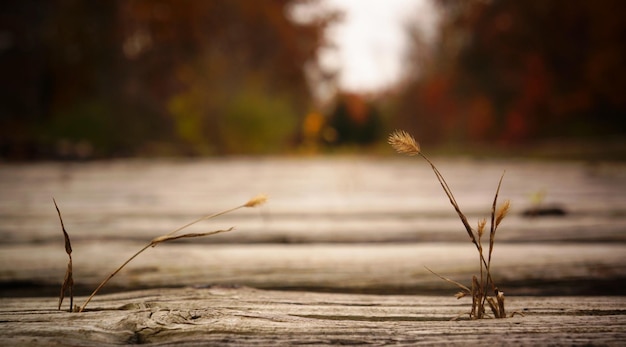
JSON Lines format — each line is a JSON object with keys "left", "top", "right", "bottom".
{"left": 471, "top": 276, "right": 483, "bottom": 319}
{"left": 390, "top": 131, "right": 484, "bottom": 264}
{"left": 53, "top": 198, "right": 74, "bottom": 312}
{"left": 76, "top": 194, "right": 267, "bottom": 313}
{"left": 389, "top": 130, "right": 512, "bottom": 319}
{"left": 424, "top": 266, "right": 470, "bottom": 293}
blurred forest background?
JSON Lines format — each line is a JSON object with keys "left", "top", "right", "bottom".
{"left": 1, "top": 0, "right": 625, "bottom": 160}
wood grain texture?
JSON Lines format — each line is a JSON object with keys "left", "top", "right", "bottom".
{"left": 2, "top": 242, "right": 625, "bottom": 297}
{"left": 1, "top": 286, "right": 625, "bottom": 346}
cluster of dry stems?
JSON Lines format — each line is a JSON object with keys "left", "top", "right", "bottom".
{"left": 389, "top": 130, "right": 512, "bottom": 319}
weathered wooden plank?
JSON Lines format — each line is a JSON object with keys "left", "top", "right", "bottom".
{"left": 3, "top": 158, "right": 626, "bottom": 246}
{"left": 1, "top": 286, "right": 625, "bottom": 346}
{"left": 2, "top": 242, "right": 625, "bottom": 296}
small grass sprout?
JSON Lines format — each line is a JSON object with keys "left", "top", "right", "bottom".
{"left": 54, "top": 194, "right": 268, "bottom": 313}
{"left": 389, "top": 130, "right": 517, "bottom": 319}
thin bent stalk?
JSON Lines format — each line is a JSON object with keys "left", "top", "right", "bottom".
{"left": 159, "top": 205, "right": 242, "bottom": 241}
{"left": 78, "top": 228, "right": 232, "bottom": 312}
{"left": 487, "top": 172, "right": 506, "bottom": 272}
{"left": 420, "top": 154, "right": 473, "bottom": 238}
{"left": 78, "top": 194, "right": 267, "bottom": 312}
{"left": 424, "top": 266, "right": 471, "bottom": 293}
{"left": 419, "top": 152, "right": 490, "bottom": 273}
{"left": 481, "top": 173, "right": 506, "bottom": 310}
{"left": 478, "top": 234, "right": 484, "bottom": 298}
{"left": 78, "top": 242, "right": 152, "bottom": 312}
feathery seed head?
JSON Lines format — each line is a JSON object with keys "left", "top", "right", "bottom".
{"left": 455, "top": 291, "right": 468, "bottom": 299}
{"left": 244, "top": 194, "right": 268, "bottom": 208}
{"left": 477, "top": 218, "right": 487, "bottom": 238}
{"left": 388, "top": 130, "right": 420, "bottom": 156}
{"left": 495, "top": 200, "right": 511, "bottom": 227}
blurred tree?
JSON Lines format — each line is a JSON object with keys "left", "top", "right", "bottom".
{"left": 161, "top": 0, "right": 336, "bottom": 154}
{"left": 397, "top": 0, "right": 626, "bottom": 146}
{"left": 325, "top": 92, "right": 383, "bottom": 146}
{"left": 0, "top": 0, "right": 117, "bottom": 158}
{"left": 0, "top": 0, "right": 337, "bottom": 159}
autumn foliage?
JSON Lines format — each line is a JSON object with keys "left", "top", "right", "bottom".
{"left": 396, "top": 0, "right": 626, "bottom": 146}
{"left": 0, "top": 0, "right": 337, "bottom": 158}
{"left": 1, "top": 0, "right": 625, "bottom": 158}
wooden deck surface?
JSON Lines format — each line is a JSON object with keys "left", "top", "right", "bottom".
{"left": 2, "top": 158, "right": 625, "bottom": 345}
{"left": 1, "top": 240, "right": 625, "bottom": 345}
{"left": 2, "top": 286, "right": 625, "bottom": 346}
{"left": 2, "top": 241, "right": 625, "bottom": 297}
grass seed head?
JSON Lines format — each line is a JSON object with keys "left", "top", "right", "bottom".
{"left": 455, "top": 291, "right": 468, "bottom": 299}
{"left": 477, "top": 218, "right": 487, "bottom": 239}
{"left": 388, "top": 130, "right": 420, "bottom": 156}
{"left": 244, "top": 194, "right": 268, "bottom": 208}
{"left": 495, "top": 200, "right": 511, "bottom": 227}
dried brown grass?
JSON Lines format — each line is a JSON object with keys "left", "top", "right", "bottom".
{"left": 55, "top": 194, "right": 267, "bottom": 313}
{"left": 53, "top": 198, "right": 74, "bottom": 312}
{"left": 389, "top": 130, "right": 515, "bottom": 319}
